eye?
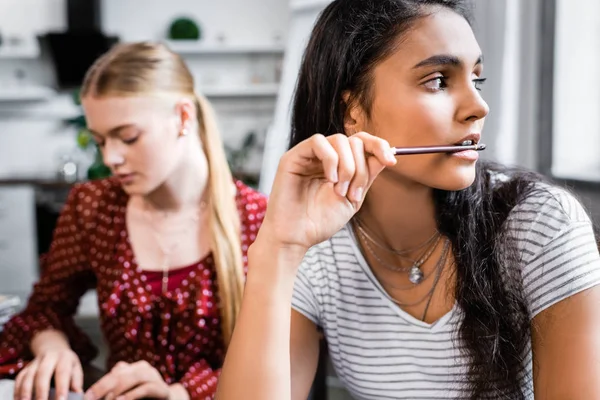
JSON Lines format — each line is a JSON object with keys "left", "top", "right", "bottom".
{"left": 120, "top": 129, "right": 142, "bottom": 145}
{"left": 122, "top": 136, "right": 139, "bottom": 145}
{"left": 92, "top": 135, "right": 106, "bottom": 148}
{"left": 423, "top": 76, "right": 448, "bottom": 91}
{"left": 473, "top": 78, "right": 487, "bottom": 91}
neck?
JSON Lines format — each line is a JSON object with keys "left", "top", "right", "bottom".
{"left": 145, "top": 138, "right": 209, "bottom": 212}
{"left": 358, "top": 170, "right": 438, "bottom": 253}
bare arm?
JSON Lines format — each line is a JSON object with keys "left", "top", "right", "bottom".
{"left": 216, "top": 241, "right": 304, "bottom": 400}
{"left": 216, "top": 132, "right": 395, "bottom": 399}
{"left": 532, "top": 286, "right": 600, "bottom": 399}
{"left": 216, "top": 242, "right": 321, "bottom": 400}
{"left": 30, "top": 330, "right": 71, "bottom": 356}
{"left": 291, "top": 310, "right": 321, "bottom": 400}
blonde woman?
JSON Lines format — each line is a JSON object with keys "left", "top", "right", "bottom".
{"left": 0, "top": 42, "right": 267, "bottom": 400}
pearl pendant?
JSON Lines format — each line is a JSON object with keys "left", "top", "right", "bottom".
{"left": 409, "top": 265, "right": 424, "bottom": 284}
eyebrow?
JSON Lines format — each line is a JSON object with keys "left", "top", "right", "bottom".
{"left": 412, "top": 54, "right": 483, "bottom": 69}
{"left": 88, "top": 124, "right": 135, "bottom": 137}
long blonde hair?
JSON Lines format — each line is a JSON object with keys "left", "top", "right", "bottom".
{"left": 81, "top": 42, "right": 244, "bottom": 347}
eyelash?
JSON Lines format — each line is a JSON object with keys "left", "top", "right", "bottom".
{"left": 424, "top": 76, "right": 487, "bottom": 92}
{"left": 473, "top": 78, "right": 487, "bottom": 91}
{"left": 122, "top": 136, "right": 139, "bottom": 145}
{"left": 94, "top": 136, "right": 139, "bottom": 148}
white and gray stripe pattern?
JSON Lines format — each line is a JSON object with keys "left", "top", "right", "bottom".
{"left": 292, "top": 184, "right": 600, "bottom": 399}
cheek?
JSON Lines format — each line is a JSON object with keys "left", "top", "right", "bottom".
{"left": 372, "top": 94, "right": 454, "bottom": 146}
{"left": 128, "top": 136, "right": 166, "bottom": 169}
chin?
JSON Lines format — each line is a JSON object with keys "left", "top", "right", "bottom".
{"left": 431, "top": 164, "right": 477, "bottom": 191}
{"left": 118, "top": 181, "right": 149, "bottom": 196}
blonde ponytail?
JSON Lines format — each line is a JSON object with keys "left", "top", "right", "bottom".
{"left": 195, "top": 94, "right": 244, "bottom": 347}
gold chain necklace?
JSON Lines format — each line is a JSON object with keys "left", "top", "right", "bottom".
{"left": 354, "top": 216, "right": 440, "bottom": 256}
{"left": 142, "top": 199, "right": 206, "bottom": 294}
{"left": 353, "top": 219, "right": 441, "bottom": 284}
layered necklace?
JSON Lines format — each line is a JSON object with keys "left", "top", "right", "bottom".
{"left": 352, "top": 217, "right": 450, "bottom": 321}
{"left": 142, "top": 198, "right": 207, "bottom": 294}
{"left": 353, "top": 216, "right": 441, "bottom": 284}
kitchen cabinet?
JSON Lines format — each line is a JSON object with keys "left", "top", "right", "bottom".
{"left": 0, "top": 185, "right": 38, "bottom": 306}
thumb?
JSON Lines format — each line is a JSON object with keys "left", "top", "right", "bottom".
{"left": 366, "top": 156, "right": 388, "bottom": 188}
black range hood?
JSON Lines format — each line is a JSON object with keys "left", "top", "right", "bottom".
{"left": 40, "top": 0, "right": 119, "bottom": 90}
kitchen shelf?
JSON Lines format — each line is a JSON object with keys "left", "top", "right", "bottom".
{"left": 0, "top": 39, "right": 40, "bottom": 59}
{"left": 164, "top": 40, "right": 285, "bottom": 55}
{"left": 199, "top": 83, "right": 279, "bottom": 98}
{"left": 0, "top": 86, "right": 55, "bottom": 102}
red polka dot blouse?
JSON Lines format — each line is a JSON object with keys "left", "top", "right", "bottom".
{"left": 0, "top": 177, "right": 267, "bottom": 399}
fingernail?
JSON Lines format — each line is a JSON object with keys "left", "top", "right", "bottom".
{"left": 338, "top": 181, "right": 350, "bottom": 197}
{"left": 353, "top": 187, "right": 363, "bottom": 202}
{"left": 331, "top": 170, "right": 339, "bottom": 183}
{"left": 387, "top": 149, "right": 396, "bottom": 162}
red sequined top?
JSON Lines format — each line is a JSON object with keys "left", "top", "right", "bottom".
{"left": 0, "top": 178, "right": 267, "bottom": 399}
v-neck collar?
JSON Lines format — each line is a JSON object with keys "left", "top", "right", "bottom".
{"left": 343, "top": 224, "right": 457, "bottom": 331}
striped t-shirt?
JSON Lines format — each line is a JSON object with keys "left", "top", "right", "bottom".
{"left": 292, "top": 184, "right": 600, "bottom": 399}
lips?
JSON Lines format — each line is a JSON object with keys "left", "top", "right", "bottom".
{"left": 116, "top": 173, "right": 136, "bottom": 184}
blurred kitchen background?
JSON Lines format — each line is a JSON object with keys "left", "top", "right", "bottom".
{"left": 0, "top": 0, "right": 598, "bottom": 399}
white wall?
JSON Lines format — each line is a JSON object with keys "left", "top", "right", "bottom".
{"left": 552, "top": 0, "right": 600, "bottom": 180}
{"left": 0, "top": 0, "right": 289, "bottom": 178}
{"left": 0, "top": 0, "right": 65, "bottom": 35}
{"left": 260, "top": 0, "right": 332, "bottom": 193}
{"left": 102, "top": 0, "right": 288, "bottom": 46}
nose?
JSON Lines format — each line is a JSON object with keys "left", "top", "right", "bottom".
{"left": 457, "top": 83, "right": 489, "bottom": 123}
{"left": 101, "top": 139, "right": 126, "bottom": 169}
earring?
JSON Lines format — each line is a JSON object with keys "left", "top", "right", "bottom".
{"left": 180, "top": 128, "right": 189, "bottom": 137}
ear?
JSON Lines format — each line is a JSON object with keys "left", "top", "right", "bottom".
{"left": 174, "top": 98, "right": 197, "bottom": 136}
{"left": 342, "top": 90, "right": 365, "bottom": 136}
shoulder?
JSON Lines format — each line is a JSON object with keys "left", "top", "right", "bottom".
{"left": 508, "top": 182, "right": 592, "bottom": 232}
{"left": 235, "top": 180, "right": 268, "bottom": 220}
{"left": 506, "top": 182, "right": 596, "bottom": 260}
{"left": 506, "top": 184, "right": 600, "bottom": 317}
{"left": 65, "top": 177, "right": 127, "bottom": 220}
{"left": 69, "top": 177, "right": 125, "bottom": 202}
{"left": 299, "top": 225, "right": 357, "bottom": 276}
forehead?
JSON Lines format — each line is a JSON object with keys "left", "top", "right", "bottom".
{"left": 82, "top": 95, "right": 174, "bottom": 130}
{"left": 386, "top": 8, "right": 481, "bottom": 68}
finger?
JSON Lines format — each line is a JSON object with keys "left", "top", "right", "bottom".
{"left": 70, "top": 361, "right": 84, "bottom": 393}
{"left": 53, "top": 355, "right": 73, "bottom": 399}
{"left": 289, "top": 133, "right": 339, "bottom": 183}
{"left": 34, "top": 355, "right": 57, "bottom": 400}
{"left": 353, "top": 131, "right": 397, "bottom": 167}
{"left": 14, "top": 367, "right": 25, "bottom": 399}
{"left": 109, "top": 369, "right": 143, "bottom": 399}
{"left": 15, "top": 366, "right": 34, "bottom": 400}
{"left": 328, "top": 134, "right": 356, "bottom": 197}
{"left": 105, "top": 392, "right": 117, "bottom": 400}
{"left": 353, "top": 132, "right": 396, "bottom": 186}
{"left": 347, "top": 136, "right": 368, "bottom": 203}
{"left": 86, "top": 373, "right": 117, "bottom": 400}
{"left": 115, "top": 383, "right": 160, "bottom": 400}
{"left": 112, "top": 362, "right": 129, "bottom": 371}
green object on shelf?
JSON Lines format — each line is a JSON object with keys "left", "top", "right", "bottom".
{"left": 87, "top": 145, "right": 112, "bottom": 181}
{"left": 72, "top": 88, "right": 82, "bottom": 106}
{"left": 76, "top": 128, "right": 92, "bottom": 149}
{"left": 168, "top": 17, "right": 201, "bottom": 40}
